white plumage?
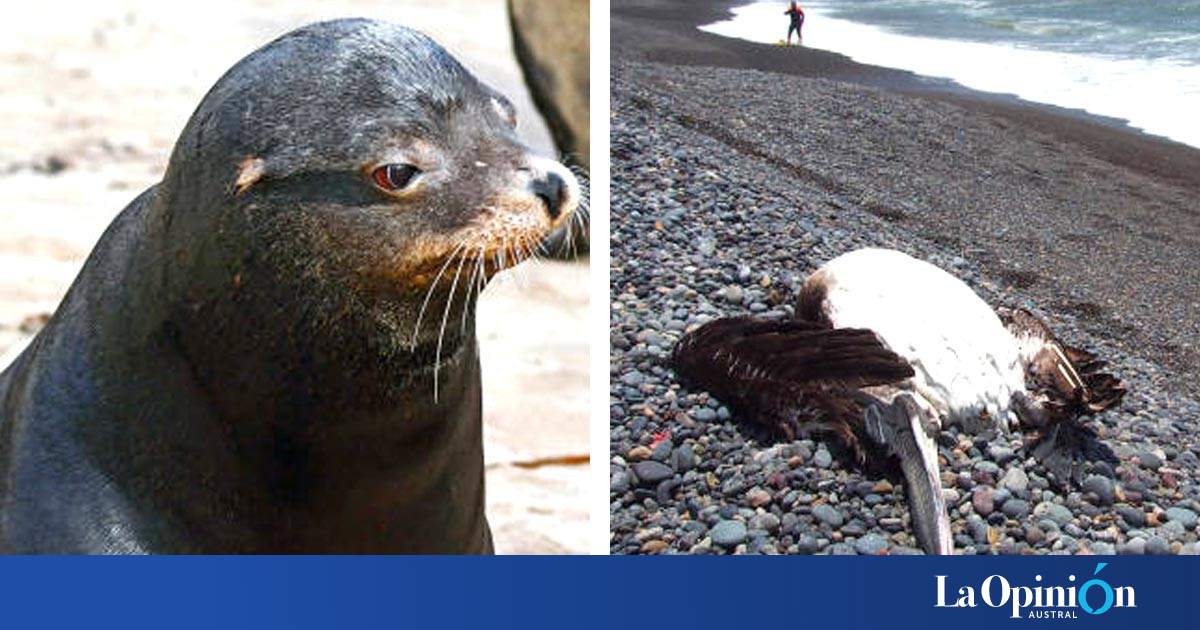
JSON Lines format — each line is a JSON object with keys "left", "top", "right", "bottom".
{"left": 809, "top": 248, "right": 1026, "bottom": 430}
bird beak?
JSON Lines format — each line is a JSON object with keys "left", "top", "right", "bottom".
{"left": 864, "top": 394, "right": 954, "bottom": 555}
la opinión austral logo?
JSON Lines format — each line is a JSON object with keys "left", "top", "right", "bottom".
{"left": 936, "top": 562, "right": 1135, "bottom": 619}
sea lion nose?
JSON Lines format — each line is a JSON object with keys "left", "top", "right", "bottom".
{"left": 530, "top": 171, "right": 566, "bottom": 221}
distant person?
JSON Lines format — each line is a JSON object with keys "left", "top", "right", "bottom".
{"left": 785, "top": 1, "right": 805, "bottom": 45}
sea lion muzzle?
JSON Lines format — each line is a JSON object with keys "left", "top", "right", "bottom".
{"left": 530, "top": 170, "right": 568, "bottom": 220}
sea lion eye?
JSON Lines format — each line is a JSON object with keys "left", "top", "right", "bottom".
{"left": 371, "top": 163, "right": 421, "bottom": 191}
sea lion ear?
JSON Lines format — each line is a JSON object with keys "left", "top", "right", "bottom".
{"left": 233, "top": 156, "right": 267, "bottom": 195}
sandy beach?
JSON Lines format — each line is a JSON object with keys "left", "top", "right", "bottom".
{"left": 0, "top": 0, "right": 588, "bottom": 553}
{"left": 610, "top": 0, "right": 1200, "bottom": 554}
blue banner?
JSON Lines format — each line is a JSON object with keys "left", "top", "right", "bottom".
{"left": 0, "top": 556, "right": 1193, "bottom": 628}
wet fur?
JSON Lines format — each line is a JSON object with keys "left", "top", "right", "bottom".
{"left": 0, "top": 19, "right": 577, "bottom": 553}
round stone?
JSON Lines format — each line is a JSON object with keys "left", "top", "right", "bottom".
{"left": 812, "top": 504, "right": 844, "bottom": 527}
{"left": 632, "top": 461, "right": 673, "bottom": 485}
{"left": 1165, "top": 507, "right": 1198, "bottom": 530}
{"left": 854, "top": 533, "right": 888, "bottom": 555}
{"left": 710, "top": 520, "right": 748, "bottom": 548}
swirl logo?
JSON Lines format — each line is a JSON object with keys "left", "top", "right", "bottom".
{"left": 1078, "top": 563, "right": 1114, "bottom": 615}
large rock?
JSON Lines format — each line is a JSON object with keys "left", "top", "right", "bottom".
{"left": 509, "top": 0, "right": 589, "bottom": 168}
{"left": 510, "top": 0, "right": 590, "bottom": 257}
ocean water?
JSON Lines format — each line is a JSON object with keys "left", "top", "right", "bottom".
{"left": 700, "top": 1, "right": 1200, "bottom": 148}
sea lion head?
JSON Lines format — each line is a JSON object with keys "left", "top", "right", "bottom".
{"left": 155, "top": 18, "right": 582, "bottom": 361}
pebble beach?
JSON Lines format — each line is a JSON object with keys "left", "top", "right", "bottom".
{"left": 609, "top": 0, "right": 1200, "bottom": 555}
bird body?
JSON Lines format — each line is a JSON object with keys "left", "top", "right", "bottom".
{"left": 805, "top": 248, "right": 1026, "bottom": 430}
{"left": 673, "top": 247, "right": 1125, "bottom": 555}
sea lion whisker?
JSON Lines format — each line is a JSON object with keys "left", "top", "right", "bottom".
{"left": 570, "top": 210, "right": 585, "bottom": 258}
{"left": 461, "top": 243, "right": 486, "bottom": 334}
{"left": 411, "top": 240, "right": 469, "bottom": 351}
{"left": 522, "top": 233, "right": 540, "bottom": 263}
{"left": 456, "top": 250, "right": 475, "bottom": 335}
{"left": 551, "top": 220, "right": 570, "bottom": 258}
{"left": 512, "top": 235, "right": 524, "bottom": 267}
{"left": 512, "top": 236, "right": 534, "bottom": 288}
{"left": 473, "top": 243, "right": 488, "bottom": 301}
{"left": 521, "top": 234, "right": 546, "bottom": 277}
{"left": 563, "top": 201, "right": 588, "bottom": 259}
{"left": 433, "top": 247, "right": 471, "bottom": 402}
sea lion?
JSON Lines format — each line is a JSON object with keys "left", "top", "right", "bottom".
{"left": 0, "top": 18, "right": 581, "bottom": 553}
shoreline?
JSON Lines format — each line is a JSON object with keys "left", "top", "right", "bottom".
{"left": 614, "top": 0, "right": 1200, "bottom": 192}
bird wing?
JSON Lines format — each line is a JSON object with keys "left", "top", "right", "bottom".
{"left": 998, "top": 307, "right": 1124, "bottom": 485}
{"left": 670, "top": 316, "right": 914, "bottom": 456}
{"left": 998, "top": 307, "right": 1126, "bottom": 415}
{"left": 671, "top": 316, "right": 913, "bottom": 389}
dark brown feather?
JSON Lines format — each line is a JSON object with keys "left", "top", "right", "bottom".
{"left": 670, "top": 316, "right": 914, "bottom": 460}
{"left": 795, "top": 272, "right": 830, "bottom": 326}
{"left": 999, "top": 307, "right": 1125, "bottom": 485}
{"left": 998, "top": 307, "right": 1126, "bottom": 418}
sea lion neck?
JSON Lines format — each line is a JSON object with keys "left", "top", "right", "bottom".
{"left": 123, "top": 199, "right": 491, "bottom": 552}
{"left": 153, "top": 200, "right": 476, "bottom": 418}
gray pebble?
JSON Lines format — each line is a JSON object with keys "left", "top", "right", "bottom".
{"left": 650, "top": 439, "right": 673, "bottom": 462}
{"left": 710, "top": 520, "right": 748, "bottom": 548}
{"left": 987, "top": 445, "right": 1016, "bottom": 465}
{"left": 1120, "top": 537, "right": 1147, "bottom": 555}
{"left": 1001, "top": 499, "right": 1030, "bottom": 519}
{"left": 1082, "top": 475, "right": 1115, "bottom": 506}
{"left": 1145, "top": 535, "right": 1171, "bottom": 555}
{"left": 975, "top": 461, "right": 1000, "bottom": 476}
{"left": 1001, "top": 468, "right": 1028, "bottom": 493}
{"left": 1117, "top": 505, "right": 1146, "bottom": 527}
{"left": 854, "top": 533, "right": 889, "bottom": 555}
{"left": 1136, "top": 450, "right": 1163, "bottom": 470}
{"left": 972, "top": 487, "right": 994, "bottom": 516}
{"left": 796, "top": 534, "right": 821, "bottom": 554}
{"left": 1166, "top": 507, "right": 1198, "bottom": 530}
{"left": 1034, "top": 502, "right": 1073, "bottom": 527}
{"left": 827, "top": 543, "right": 857, "bottom": 555}
{"left": 722, "top": 285, "right": 744, "bottom": 304}
{"left": 751, "top": 512, "right": 781, "bottom": 533}
{"left": 632, "top": 461, "right": 673, "bottom": 485}
{"left": 612, "top": 470, "right": 632, "bottom": 494}
{"left": 671, "top": 444, "right": 696, "bottom": 472}
{"left": 812, "top": 504, "right": 844, "bottom": 527}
